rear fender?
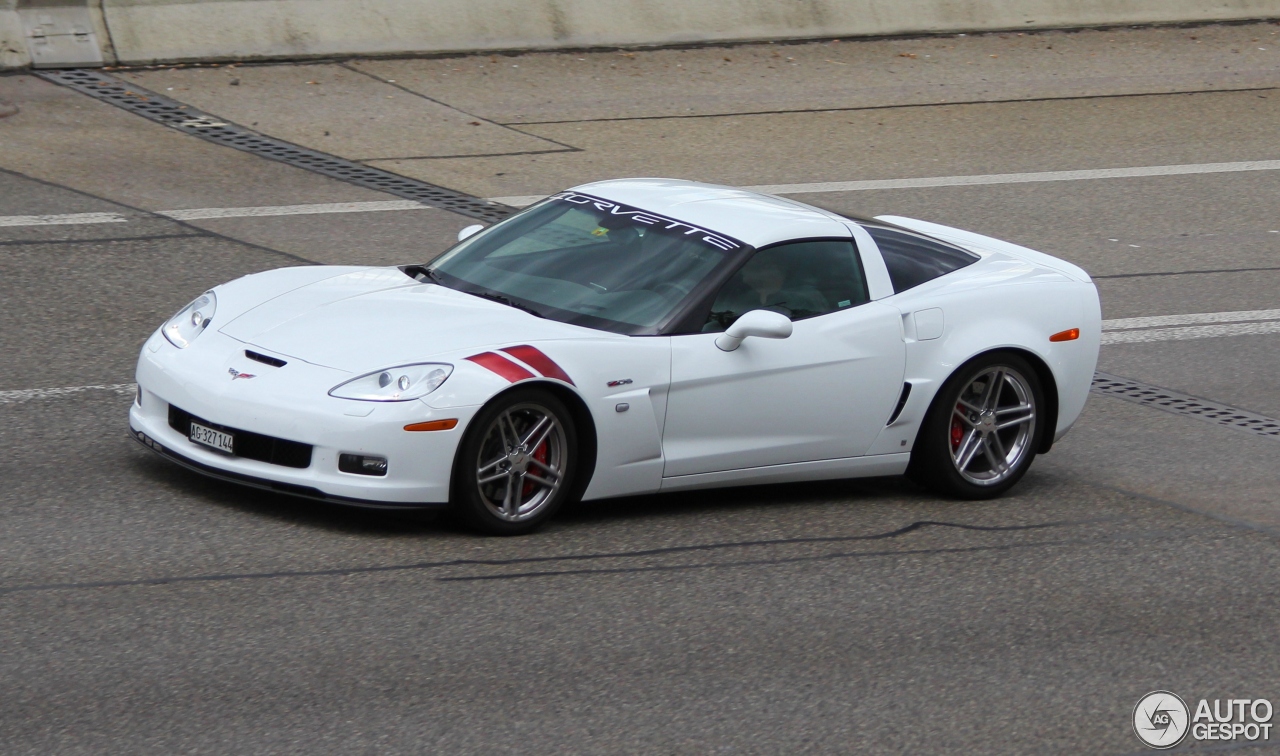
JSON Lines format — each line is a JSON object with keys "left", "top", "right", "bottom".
{"left": 867, "top": 281, "right": 1099, "bottom": 455}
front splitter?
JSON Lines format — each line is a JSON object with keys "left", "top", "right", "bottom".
{"left": 131, "top": 427, "right": 449, "bottom": 511}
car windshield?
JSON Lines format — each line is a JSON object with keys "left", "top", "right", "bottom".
{"left": 426, "top": 192, "right": 748, "bottom": 334}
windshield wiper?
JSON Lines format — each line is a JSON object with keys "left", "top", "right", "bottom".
{"left": 402, "top": 265, "right": 446, "bottom": 285}
{"left": 409, "top": 265, "right": 544, "bottom": 318}
{"left": 466, "top": 289, "right": 546, "bottom": 319}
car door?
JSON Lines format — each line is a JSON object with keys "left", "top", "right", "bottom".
{"left": 661, "top": 238, "right": 906, "bottom": 478}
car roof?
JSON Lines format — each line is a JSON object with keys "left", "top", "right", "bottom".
{"left": 573, "top": 178, "right": 853, "bottom": 249}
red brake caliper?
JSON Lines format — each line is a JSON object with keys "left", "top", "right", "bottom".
{"left": 950, "top": 404, "right": 965, "bottom": 450}
{"left": 522, "top": 440, "right": 549, "bottom": 498}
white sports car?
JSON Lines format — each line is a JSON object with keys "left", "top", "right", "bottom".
{"left": 131, "top": 179, "right": 1101, "bottom": 534}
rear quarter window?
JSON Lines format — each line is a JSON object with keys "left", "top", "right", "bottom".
{"left": 864, "top": 225, "right": 979, "bottom": 293}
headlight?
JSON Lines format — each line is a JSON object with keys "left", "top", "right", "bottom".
{"left": 329, "top": 363, "right": 453, "bottom": 401}
{"left": 162, "top": 291, "right": 217, "bottom": 349}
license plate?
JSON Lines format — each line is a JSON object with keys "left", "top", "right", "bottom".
{"left": 189, "top": 421, "right": 234, "bottom": 454}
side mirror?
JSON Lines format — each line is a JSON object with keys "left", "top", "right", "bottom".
{"left": 457, "top": 224, "right": 485, "bottom": 242}
{"left": 715, "top": 309, "right": 793, "bottom": 352}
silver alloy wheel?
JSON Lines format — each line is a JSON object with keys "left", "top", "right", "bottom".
{"left": 474, "top": 402, "right": 567, "bottom": 522}
{"left": 948, "top": 366, "right": 1037, "bottom": 486}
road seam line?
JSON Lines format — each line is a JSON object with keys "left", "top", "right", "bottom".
{"left": 0, "top": 518, "right": 1116, "bottom": 595}
{"left": 504, "top": 85, "right": 1280, "bottom": 125}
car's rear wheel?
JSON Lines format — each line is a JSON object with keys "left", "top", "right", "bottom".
{"left": 908, "top": 352, "right": 1043, "bottom": 499}
{"left": 451, "top": 388, "right": 577, "bottom": 535}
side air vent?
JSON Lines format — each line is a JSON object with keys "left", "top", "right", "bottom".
{"left": 887, "top": 382, "right": 912, "bottom": 425}
{"left": 245, "top": 350, "right": 287, "bottom": 368}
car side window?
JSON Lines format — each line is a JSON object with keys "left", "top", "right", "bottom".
{"left": 703, "top": 239, "right": 869, "bottom": 332}
{"left": 863, "top": 225, "right": 979, "bottom": 294}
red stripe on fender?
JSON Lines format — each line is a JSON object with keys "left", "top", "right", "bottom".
{"left": 467, "top": 352, "right": 534, "bottom": 383}
{"left": 501, "top": 345, "right": 576, "bottom": 386}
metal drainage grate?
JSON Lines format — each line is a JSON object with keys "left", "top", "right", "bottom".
{"left": 36, "top": 69, "right": 517, "bottom": 224}
{"left": 1092, "top": 371, "right": 1280, "bottom": 441}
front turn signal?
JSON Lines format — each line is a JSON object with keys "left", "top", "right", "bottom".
{"left": 404, "top": 419, "right": 459, "bottom": 432}
{"left": 1049, "top": 328, "right": 1081, "bottom": 342}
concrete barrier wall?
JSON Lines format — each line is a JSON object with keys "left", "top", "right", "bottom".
{"left": 5, "top": 0, "right": 1280, "bottom": 69}
{"left": 2, "top": 0, "right": 30, "bottom": 70}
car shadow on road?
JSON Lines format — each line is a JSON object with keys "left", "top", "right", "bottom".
{"left": 131, "top": 450, "right": 444, "bottom": 537}
{"left": 132, "top": 446, "right": 934, "bottom": 535}
{"left": 131, "top": 443, "right": 1076, "bottom": 539}
{"left": 558, "top": 475, "right": 925, "bottom": 525}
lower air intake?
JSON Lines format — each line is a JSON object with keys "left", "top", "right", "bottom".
{"left": 168, "top": 405, "right": 313, "bottom": 468}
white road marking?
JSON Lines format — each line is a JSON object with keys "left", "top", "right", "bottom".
{"left": 744, "top": 160, "right": 1280, "bottom": 196}
{"left": 0, "top": 212, "right": 128, "bottom": 227}
{"left": 1102, "top": 321, "right": 1280, "bottom": 344}
{"left": 1101, "top": 308, "right": 1280, "bottom": 345}
{"left": 8, "top": 308, "right": 1279, "bottom": 403}
{"left": 158, "top": 200, "right": 427, "bottom": 221}
{"left": 0, "top": 383, "right": 135, "bottom": 404}
{"left": 1102, "top": 309, "right": 1280, "bottom": 331}
{"left": 4, "top": 160, "right": 1280, "bottom": 226}
{"left": 0, "top": 201, "right": 429, "bottom": 228}
{"left": 488, "top": 159, "right": 1280, "bottom": 207}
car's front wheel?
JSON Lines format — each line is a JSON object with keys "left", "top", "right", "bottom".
{"left": 908, "top": 352, "right": 1043, "bottom": 499}
{"left": 451, "top": 388, "right": 577, "bottom": 535}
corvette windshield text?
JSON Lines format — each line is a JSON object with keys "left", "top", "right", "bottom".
{"left": 550, "top": 192, "right": 744, "bottom": 251}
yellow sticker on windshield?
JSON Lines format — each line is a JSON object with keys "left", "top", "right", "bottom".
{"left": 591, "top": 227, "right": 609, "bottom": 237}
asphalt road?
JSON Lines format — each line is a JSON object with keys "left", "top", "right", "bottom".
{"left": 2, "top": 22, "right": 1279, "bottom": 754}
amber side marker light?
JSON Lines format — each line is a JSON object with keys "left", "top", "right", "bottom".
{"left": 1049, "top": 328, "right": 1081, "bottom": 342}
{"left": 404, "top": 419, "right": 459, "bottom": 432}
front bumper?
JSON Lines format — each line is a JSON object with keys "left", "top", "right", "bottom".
{"left": 130, "top": 427, "right": 446, "bottom": 509}
{"left": 132, "top": 330, "right": 479, "bottom": 506}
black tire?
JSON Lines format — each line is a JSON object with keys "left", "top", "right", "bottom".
{"left": 451, "top": 387, "right": 578, "bottom": 535}
{"left": 907, "top": 352, "right": 1045, "bottom": 499}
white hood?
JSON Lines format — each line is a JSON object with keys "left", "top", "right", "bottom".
{"left": 218, "top": 268, "right": 591, "bottom": 372}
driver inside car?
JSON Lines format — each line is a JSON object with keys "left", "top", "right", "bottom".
{"left": 704, "top": 254, "right": 829, "bottom": 331}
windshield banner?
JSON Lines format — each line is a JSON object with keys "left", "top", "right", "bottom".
{"left": 549, "top": 191, "right": 745, "bottom": 252}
